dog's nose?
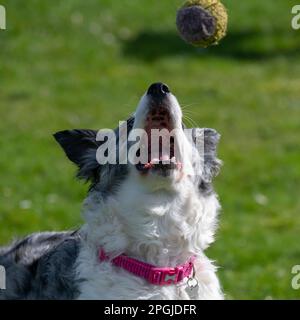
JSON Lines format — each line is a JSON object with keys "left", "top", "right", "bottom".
{"left": 147, "top": 82, "right": 170, "bottom": 98}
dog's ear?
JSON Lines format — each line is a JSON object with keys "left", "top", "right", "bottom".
{"left": 193, "top": 128, "right": 222, "bottom": 182}
{"left": 54, "top": 129, "right": 100, "bottom": 181}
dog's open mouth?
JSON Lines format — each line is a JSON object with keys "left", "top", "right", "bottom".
{"left": 135, "top": 107, "right": 182, "bottom": 175}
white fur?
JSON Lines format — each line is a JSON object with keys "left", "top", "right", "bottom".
{"left": 75, "top": 92, "right": 223, "bottom": 300}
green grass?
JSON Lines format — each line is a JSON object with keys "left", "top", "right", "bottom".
{"left": 0, "top": 0, "right": 300, "bottom": 299}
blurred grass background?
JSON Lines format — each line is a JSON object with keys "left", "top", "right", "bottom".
{"left": 0, "top": 0, "right": 300, "bottom": 299}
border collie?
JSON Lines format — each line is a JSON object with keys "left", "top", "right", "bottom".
{"left": 0, "top": 83, "right": 223, "bottom": 300}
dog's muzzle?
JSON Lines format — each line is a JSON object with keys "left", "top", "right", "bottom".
{"left": 135, "top": 83, "right": 182, "bottom": 176}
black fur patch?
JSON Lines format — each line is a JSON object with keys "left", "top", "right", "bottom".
{"left": 54, "top": 129, "right": 100, "bottom": 182}
{"left": 54, "top": 117, "right": 135, "bottom": 184}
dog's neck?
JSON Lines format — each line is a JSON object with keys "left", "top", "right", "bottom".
{"left": 82, "top": 172, "right": 220, "bottom": 267}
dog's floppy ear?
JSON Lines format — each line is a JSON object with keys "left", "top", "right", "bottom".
{"left": 193, "top": 128, "right": 222, "bottom": 182}
{"left": 54, "top": 129, "right": 100, "bottom": 181}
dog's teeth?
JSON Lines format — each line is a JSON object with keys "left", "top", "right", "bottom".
{"left": 160, "top": 155, "right": 170, "bottom": 164}
{"left": 150, "top": 158, "right": 159, "bottom": 164}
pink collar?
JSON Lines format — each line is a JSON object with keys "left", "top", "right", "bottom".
{"left": 99, "top": 249, "right": 195, "bottom": 286}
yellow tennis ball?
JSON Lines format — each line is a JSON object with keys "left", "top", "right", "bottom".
{"left": 176, "top": 0, "right": 228, "bottom": 48}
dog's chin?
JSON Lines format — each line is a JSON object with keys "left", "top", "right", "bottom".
{"left": 133, "top": 163, "right": 180, "bottom": 193}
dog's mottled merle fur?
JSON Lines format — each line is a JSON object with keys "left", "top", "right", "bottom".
{"left": 0, "top": 231, "right": 81, "bottom": 299}
{"left": 0, "top": 100, "right": 221, "bottom": 300}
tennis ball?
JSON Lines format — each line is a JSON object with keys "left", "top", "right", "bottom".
{"left": 176, "top": 0, "right": 228, "bottom": 48}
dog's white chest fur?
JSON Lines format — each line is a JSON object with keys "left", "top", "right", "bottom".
{"left": 75, "top": 174, "right": 223, "bottom": 300}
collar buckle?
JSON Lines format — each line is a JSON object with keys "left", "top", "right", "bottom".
{"left": 148, "top": 266, "right": 187, "bottom": 285}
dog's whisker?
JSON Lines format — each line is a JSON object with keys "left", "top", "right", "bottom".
{"left": 181, "top": 102, "right": 200, "bottom": 111}
{"left": 182, "top": 116, "right": 195, "bottom": 128}
{"left": 183, "top": 115, "right": 200, "bottom": 128}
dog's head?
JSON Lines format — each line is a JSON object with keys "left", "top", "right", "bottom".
{"left": 54, "top": 83, "right": 221, "bottom": 195}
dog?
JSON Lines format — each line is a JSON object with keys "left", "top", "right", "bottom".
{"left": 0, "top": 83, "right": 223, "bottom": 300}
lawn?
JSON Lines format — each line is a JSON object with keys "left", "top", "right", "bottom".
{"left": 0, "top": 0, "right": 300, "bottom": 299}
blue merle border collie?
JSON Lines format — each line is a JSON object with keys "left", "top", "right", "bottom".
{"left": 0, "top": 83, "right": 223, "bottom": 300}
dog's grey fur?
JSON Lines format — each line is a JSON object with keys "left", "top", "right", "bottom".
{"left": 0, "top": 231, "right": 81, "bottom": 299}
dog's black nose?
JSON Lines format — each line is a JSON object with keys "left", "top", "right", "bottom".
{"left": 147, "top": 82, "right": 170, "bottom": 98}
